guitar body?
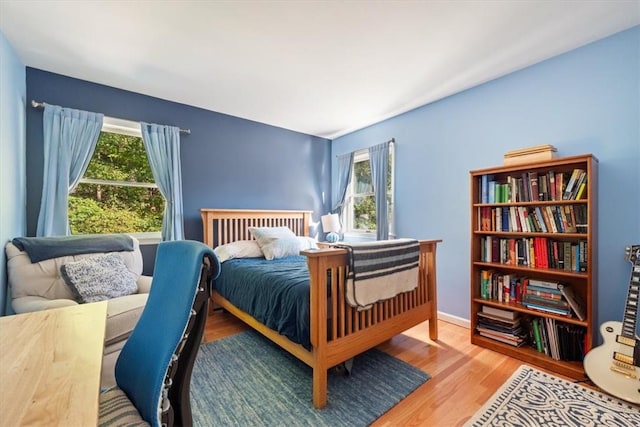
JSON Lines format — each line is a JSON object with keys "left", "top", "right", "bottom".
{"left": 584, "top": 320, "right": 640, "bottom": 404}
{"left": 584, "top": 245, "right": 640, "bottom": 404}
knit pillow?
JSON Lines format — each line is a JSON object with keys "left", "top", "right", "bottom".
{"left": 61, "top": 253, "right": 138, "bottom": 303}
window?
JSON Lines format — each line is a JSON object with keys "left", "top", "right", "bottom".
{"left": 68, "top": 117, "right": 163, "bottom": 241}
{"left": 344, "top": 144, "right": 394, "bottom": 236}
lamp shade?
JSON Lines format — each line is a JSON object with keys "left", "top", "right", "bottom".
{"left": 321, "top": 213, "right": 341, "bottom": 243}
{"left": 321, "top": 213, "right": 341, "bottom": 233}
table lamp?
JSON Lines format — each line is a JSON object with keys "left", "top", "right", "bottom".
{"left": 321, "top": 213, "right": 341, "bottom": 243}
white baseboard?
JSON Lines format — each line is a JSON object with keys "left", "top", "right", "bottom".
{"left": 437, "top": 311, "right": 470, "bottom": 329}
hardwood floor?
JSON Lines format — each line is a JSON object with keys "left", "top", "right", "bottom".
{"left": 203, "top": 309, "right": 573, "bottom": 426}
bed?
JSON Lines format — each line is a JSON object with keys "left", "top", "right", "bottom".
{"left": 200, "top": 208, "right": 441, "bottom": 409}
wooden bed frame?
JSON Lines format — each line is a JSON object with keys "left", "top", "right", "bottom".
{"left": 200, "top": 208, "right": 440, "bottom": 409}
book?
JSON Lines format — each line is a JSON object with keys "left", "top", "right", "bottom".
{"left": 522, "top": 301, "right": 571, "bottom": 316}
{"left": 482, "top": 305, "right": 518, "bottom": 320}
{"left": 555, "top": 172, "right": 564, "bottom": 201}
{"left": 488, "top": 180, "right": 496, "bottom": 203}
{"left": 481, "top": 175, "right": 489, "bottom": 203}
{"left": 524, "top": 294, "right": 570, "bottom": 309}
{"left": 528, "top": 171, "right": 539, "bottom": 201}
{"left": 477, "top": 311, "right": 520, "bottom": 326}
{"left": 532, "top": 318, "right": 543, "bottom": 352}
{"left": 548, "top": 171, "right": 556, "bottom": 200}
{"left": 575, "top": 181, "right": 587, "bottom": 200}
{"left": 478, "top": 331, "right": 526, "bottom": 347}
{"left": 563, "top": 241, "right": 572, "bottom": 271}
{"left": 525, "top": 286, "right": 563, "bottom": 300}
{"left": 527, "top": 278, "right": 561, "bottom": 290}
{"left": 557, "top": 284, "right": 586, "bottom": 321}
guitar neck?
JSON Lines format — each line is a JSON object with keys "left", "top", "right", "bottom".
{"left": 621, "top": 250, "right": 640, "bottom": 339}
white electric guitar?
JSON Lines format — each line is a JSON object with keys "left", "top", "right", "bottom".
{"left": 584, "top": 245, "right": 640, "bottom": 404}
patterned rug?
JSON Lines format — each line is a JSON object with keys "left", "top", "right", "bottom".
{"left": 465, "top": 365, "right": 640, "bottom": 426}
{"left": 190, "top": 330, "right": 430, "bottom": 426}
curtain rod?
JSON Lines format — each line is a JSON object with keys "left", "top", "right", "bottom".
{"left": 31, "top": 100, "right": 191, "bottom": 135}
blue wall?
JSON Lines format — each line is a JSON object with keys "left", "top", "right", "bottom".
{"left": 25, "top": 69, "right": 331, "bottom": 273}
{"left": 0, "top": 31, "right": 26, "bottom": 316}
{"left": 332, "top": 26, "right": 640, "bottom": 329}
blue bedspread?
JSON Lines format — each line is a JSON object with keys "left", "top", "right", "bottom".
{"left": 214, "top": 256, "right": 311, "bottom": 348}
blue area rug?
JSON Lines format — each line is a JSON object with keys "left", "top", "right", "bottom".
{"left": 190, "top": 330, "right": 430, "bottom": 426}
{"left": 465, "top": 365, "right": 640, "bottom": 426}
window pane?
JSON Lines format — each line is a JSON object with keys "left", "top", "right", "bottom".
{"left": 68, "top": 130, "right": 162, "bottom": 235}
{"left": 354, "top": 159, "right": 372, "bottom": 195}
{"left": 69, "top": 184, "right": 163, "bottom": 234}
{"left": 84, "top": 132, "right": 154, "bottom": 183}
{"left": 354, "top": 195, "right": 376, "bottom": 231}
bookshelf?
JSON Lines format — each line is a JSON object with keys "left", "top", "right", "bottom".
{"left": 470, "top": 154, "right": 597, "bottom": 379}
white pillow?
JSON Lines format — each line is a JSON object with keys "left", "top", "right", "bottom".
{"left": 60, "top": 253, "right": 138, "bottom": 303}
{"left": 248, "top": 226, "right": 297, "bottom": 248}
{"left": 213, "top": 240, "right": 263, "bottom": 263}
{"left": 260, "top": 236, "right": 318, "bottom": 260}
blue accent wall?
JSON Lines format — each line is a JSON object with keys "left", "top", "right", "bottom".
{"left": 331, "top": 26, "right": 640, "bottom": 330}
{"left": 25, "top": 69, "right": 331, "bottom": 273}
{"left": 0, "top": 31, "right": 26, "bottom": 315}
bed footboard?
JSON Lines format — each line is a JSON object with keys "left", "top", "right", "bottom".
{"left": 302, "top": 239, "right": 440, "bottom": 408}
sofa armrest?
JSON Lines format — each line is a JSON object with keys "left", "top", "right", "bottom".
{"left": 137, "top": 275, "right": 153, "bottom": 294}
{"left": 12, "top": 296, "right": 78, "bottom": 314}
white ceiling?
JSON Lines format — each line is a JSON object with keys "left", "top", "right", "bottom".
{"left": 1, "top": 1, "right": 638, "bottom": 139}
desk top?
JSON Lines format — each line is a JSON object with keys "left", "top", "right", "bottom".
{"left": 0, "top": 301, "right": 107, "bottom": 426}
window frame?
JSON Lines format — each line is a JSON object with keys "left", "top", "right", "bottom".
{"left": 72, "top": 116, "right": 161, "bottom": 244}
{"left": 343, "top": 144, "right": 395, "bottom": 239}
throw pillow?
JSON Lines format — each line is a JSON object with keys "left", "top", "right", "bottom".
{"left": 260, "top": 236, "right": 318, "bottom": 260}
{"left": 213, "top": 240, "right": 264, "bottom": 263}
{"left": 61, "top": 253, "right": 138, "bottom": 303}
{"left": 248, "top": 226, "right": 297, "bottom": 248}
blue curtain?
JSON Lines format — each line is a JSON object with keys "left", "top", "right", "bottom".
{"left": 36, "top": 105, "right": 103, "bottom": 236}
{"left": 140, "top": 123, "right": 184, "bottom": 241}
{"left": 333, "top": 152, "right": 354, "bottom": 218}
{"left": 369, "top": 142, "right": 390, "bottom": 240}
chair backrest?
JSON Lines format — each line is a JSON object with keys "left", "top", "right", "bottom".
{"left": 115, "top": 240, "right": 220, "bottom": 426}
{"left": 6, "top": 236, "right": 144, "bottom": 303}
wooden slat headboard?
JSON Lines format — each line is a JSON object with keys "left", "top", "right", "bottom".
{"left": 200, "top": 209, "right": 313, "bottom": 248}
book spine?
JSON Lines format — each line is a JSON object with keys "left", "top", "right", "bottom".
{"left": 481, "top": 175, "right": 489, "bottom": 203}
{"left": 527, "top": 279, "right": 561, "bottom": 290}
{"left": 532, "top": 319, "right": 543, "bottom": 352}
{"left": 529, "top": 171, "right": 539, "bottom": 201}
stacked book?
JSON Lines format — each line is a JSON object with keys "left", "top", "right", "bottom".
{"left": 476, "top": 305, "right": 527, "bottom": 347}
{"left": 522, "top": 279, "right": 586, "bottom": 320}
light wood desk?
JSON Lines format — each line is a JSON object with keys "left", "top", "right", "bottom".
{"left": 0, "top": 301, "right": 107, "bottom": 426}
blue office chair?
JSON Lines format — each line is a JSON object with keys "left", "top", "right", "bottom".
{"left": 99, "top": 240, "right": 220, "bottom": 427}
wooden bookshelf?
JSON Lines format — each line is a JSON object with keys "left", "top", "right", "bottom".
{"left": 469, "top": 154, "right": 597, "bottom": 380}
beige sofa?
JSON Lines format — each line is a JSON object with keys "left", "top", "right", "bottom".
{"left": 5, "top": 236, "right": 152, "bottom": 388}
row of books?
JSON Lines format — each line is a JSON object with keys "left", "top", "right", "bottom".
{"left": 479, "top": 272, "right": 586, "bottom": 320}
{"left": 480, "top": 237, "right": 588, "bottom": 272}
{"left": 480, "top": 168, "right": 587, "bottom": 204}
{"left": 528, "top": 317, "right": 585, "bottom": 361}
{"left": 477, "top": 305, "right": 586, "bottom": 361}
{"left": 479, "top": 204, "right": 587, "bottom": 234}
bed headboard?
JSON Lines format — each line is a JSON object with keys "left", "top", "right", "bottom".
{"left": 200, "top": 209, "right": 313, "bottom": 248}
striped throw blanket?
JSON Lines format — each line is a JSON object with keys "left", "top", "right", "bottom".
{"left": 339, "top": 238, "right": 420, "bottom": 310}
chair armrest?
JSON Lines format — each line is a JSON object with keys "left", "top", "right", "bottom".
{"left": 136, "top": 275, "right": 153, "bottom": 294}
{"left": 12, "top": 296, "right": 78, "bottom": 314}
